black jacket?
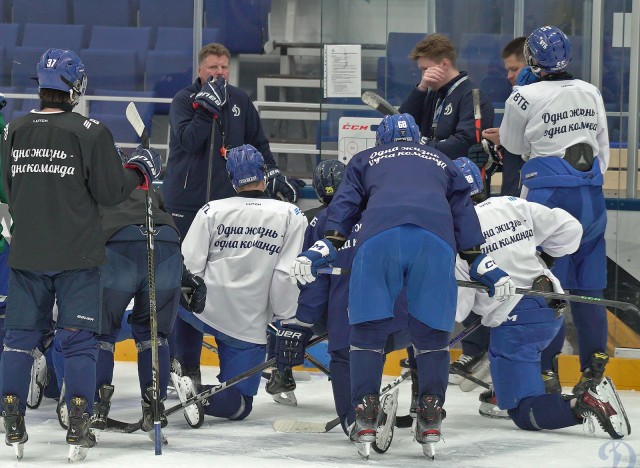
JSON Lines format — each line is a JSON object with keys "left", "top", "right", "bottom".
{"left": 1, "top": 110, "right": 140, "bottom": 270}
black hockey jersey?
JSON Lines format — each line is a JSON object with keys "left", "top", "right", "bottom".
{"left": 1, "top": 110, "right": 140, "bottom": 270}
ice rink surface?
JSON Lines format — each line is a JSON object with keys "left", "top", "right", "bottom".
{"left": 3, "top": 361, "right": 637, "bottom": 467}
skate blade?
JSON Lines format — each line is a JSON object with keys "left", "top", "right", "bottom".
{"left": 423, "top": 442, "right": 436, "bottom": 460}
{"left": 172, "top": 374, "right": 202, "bottom": 425}
{"left": 12, "top": 442, "right": 24, "bottom": 460}
{"left": 271, "top": 391, "right": 297, "bottom": 406}
{"left": 147, "top": 429, "right": 168, "bottom": 445}
{"left": 68, "top": 445, "right": 88, "bottom": 463}
{"left": 478, "top": 402, "right": 510, "bottom": 419}
{"left": 459, "top": 361, "right": 491, "bottom": 392}
{"left": 355, "top": 442, "right": 371, "bottom": 460}
{"left": 600, "top": 377, "right": 631, "bottom": 438}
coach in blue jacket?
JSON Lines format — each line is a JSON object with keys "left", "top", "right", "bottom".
{"left": 163, "top": 43, "right": 305, "bottom": 383}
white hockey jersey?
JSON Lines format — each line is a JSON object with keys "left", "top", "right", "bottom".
{"left": 455, "top": 196, "right": 582, "bottom": 327}
{"left": 182, "top": 196, "right": 308, "bottom": 344}
{"left": 499, "top": 79, "right": 610, "bottom": 173}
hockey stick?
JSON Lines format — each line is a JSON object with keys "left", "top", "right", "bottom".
{"left": 361, "top": 91, "right": 399, "bottom": 116}
{"left": 472, "top": 88, "right": 490, "bottom": 197}
{"left": 126, "top": 102, "right": 162, "bottom": 454}
{"left": 163, "top": 333, "right": 329, "bottom": 417}
{"left": 319, "top": 268, "right": 639, "bottom": 313}
{"left": 457, "top": 280, "right": 640, "bottom": 313}
{"left": 273, "top": 369, "right": 412, "bottom": 434}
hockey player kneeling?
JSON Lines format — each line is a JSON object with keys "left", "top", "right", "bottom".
{"left": 453, "top": 157, "right": 630, "bottom": 440}
{"left": 180, "top": 145, "right": 307, "bottom": 423}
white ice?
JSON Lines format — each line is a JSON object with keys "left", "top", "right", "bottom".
{"left": 4, "top": 361, "right": 638, "bottom": 467}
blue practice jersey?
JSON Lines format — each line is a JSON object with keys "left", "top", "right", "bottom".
{"left": 325, "top": 142, "right": 484, "bottom": 254}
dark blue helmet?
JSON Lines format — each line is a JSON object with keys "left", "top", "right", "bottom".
{"left": 454, "top": 157, "right": 483, "bottom": 196}
{"left": 312, "top": 159, "right": 345, "bottom": 204}
{"left": 524, "top": 26, "right": 571, "bottom": 73}
{"left": 375, "top": 113, "right": 421, "bottom": 145}
{"left": 226, "top": 144, "right": 266, "bottom": 190}
{"left": 36, "top": 48, "right": 87, "bottom": 104}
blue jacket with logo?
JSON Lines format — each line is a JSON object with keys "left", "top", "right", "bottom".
{"left": 163, "top": 79, "right": 277, "bottom": 211}
{"left": 399, "top": 72, "right": 494, "bottom": 159}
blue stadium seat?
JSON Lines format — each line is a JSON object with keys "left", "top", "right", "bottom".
{"left": 22, "top": 23, "right": 88, "bottom": 51}
{"left": 0, "top": 47, "right": 9, "bottom": 87}
{"left": 80, "top": 49, "right": 142, "bottom": 92}
{"left": 0, "top": 24, "right": 21, "bottom": 48}
{"left": 377, "top": 32, "right": 424, "bottom": 106}
{"left": 10, "top": 47, "right": 44, "bottom": 88}
{"left": 14, "top": 0, "right": 71, "bottom": 24}
{"left": 154, "top": 27, "right": 222, "bottom": 51}
{"left": 204, "top": 0, "right": 270, "bottom": 53}
{"left": 71, "top": 0, "right": 137, "bottom": 27}
{"left": 139, "top": 0, "right": 194, "bottom": 28}
{"left": 145, "top": 50, "right": 193, "bottom": 114}
{"left": 89, "top": 89, "right": 155, "bottom": 143}
{"left": 89, "top": 26, "right": 154, "bottom": 64}
{"left": 0, "top": 0, "right": 12, "bottom": 23}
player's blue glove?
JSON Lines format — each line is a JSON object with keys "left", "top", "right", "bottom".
{"left": 266, "top": 168, "right": 306, "bottom": 203}
{"left": 124, "top": 145, "right": 162, "bottom": 190}
{"left": 469, "top": 253, "right": 516, "bottom": 302}
{"left": 289, "top": 238, "right": 337, "bottom": 285}
{"left": 194, "top": 76, "right": 227, "bottom": 116}
{"left": 274, "top": 322, "right": 314, "bottom": 372}
{"left": 516, "top": 66, "right": 540, "bottom": 86}
{"left": 180, "top": 267, "right": 207, "bottom": 314}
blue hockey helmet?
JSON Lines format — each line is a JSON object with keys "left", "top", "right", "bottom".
{"left": 226, "top": 144, "right": 267, "bottom": 190}
{"left": 524, "top": 26, "right": 571, "bottom": 73}
{"left": 375, "top": 113, "right": 421, "bottom": 145}
{"left": 36, "top": 48, "right": 87, "bottom": 104}
{"left": 312, "top": 159, "right": 345, "bottom": 204}
{"left": 453, "top": 157, "right": 483, "bottom": 196}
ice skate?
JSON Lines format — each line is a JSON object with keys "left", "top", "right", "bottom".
{"left": 349, "top": 393, "right": 379, "bottom": 460}
{"left": 450, "top": 351, "right": 490, "bottom": 389}
{"left": 26, "top": 352, "right": 49, "bottom": 409}
{"left": 373, "top": 388, "right": 398, "bottom": 454}
{"left": 266, "top": 367, "right": 297, "bottom": 407}
{"left": 141, "top": 387, "right": 168, "bottom": 445}
{"left": 573, "top": 352, "right": 609, "bottom": 395}
{"left": 90, "top": 383, "right": 115, "bottom": 438}
{"left": 573, "top": 377, "right": 630, "bottom": 439}
{"left": 458, "top": 353, "right": 491, "bottom": 392}
{"left": 2, "top": 395, "right": 28, "bottom": 460}
{"left": 415, "top": 394, "right": 444, "bottom": 460}
{"left": 171, "top": 371, "right": 204, "bottom": 428}
{"left": 167, "top": 358, "right": 182, "bottom": 395}
{"left": 66, "top": 396, "right": 96, "bottom": 463}
{"left": 478, "top": 389, "right": 509, "bottom": 419}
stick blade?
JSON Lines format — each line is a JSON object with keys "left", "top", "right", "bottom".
{"left": 361, "top": 91, "right": 398, "bottom": 116}
{"left": 472, "top": 88, "right": 481, "bottom": 120}
{"left": 273, "top": 419, "right": 335, "bottom": 433}
{"left": 125, "top": 102, "right": 150, "bottom": 148}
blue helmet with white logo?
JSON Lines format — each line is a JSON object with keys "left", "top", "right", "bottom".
{"left": 524, "top": 26, "right": 571, "bottom": 74}
{"left": 375, "top": 113, "right": 421, "bottom": 146}
{"left": 453, "top": 157, "right": 483, "bottom": 196}
{"left": 226, "top": 144, "right": 267, "bottom": 190}
{"left": 36, "top": 48, "right": 87, "bottom": 105}
{"left": 312, "top": 159, "right": 345, "bottom": 204}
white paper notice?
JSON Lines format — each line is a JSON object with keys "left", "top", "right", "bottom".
{"left": 324, "top": 44, "right": 361, "bottom": 98}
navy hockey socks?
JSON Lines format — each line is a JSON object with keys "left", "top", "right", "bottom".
{"left": 137, "top": 344, "right": 170, "bottom": 400}
{"left": 330, "top": 348, "right": 354, "bottom": 434}
{"left": 509, "top": 393, "right": 579, "bottom": 431}
{"left": 56, "top": 329, "right": 98, "bottom": 413}
{"left": 350, "top": 349, "right": 384, "bottom": 407}
{"left": 570, "top": 290, "right": 607, "bottom": 370}
{"left": 203, "top": 387, "right": 253, "bottom": 420}
{"left": 1, "top": 329, "right": 42, "bottom": 413}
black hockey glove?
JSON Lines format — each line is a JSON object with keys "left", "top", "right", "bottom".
{"left": 180, "top": 267, "right": 206, "bottom": 314}
{"left": 194, "top": 76, "right": 227, "bottom": 116}
{"left": 275, "top": 322, "right": 313, "bottom": 372}
{"left": 266, "top": 168, "right": 306, "bottom": 203}
{"left": 0, "top": 93, "right": 6, "bottom": 110}
{"left": 124, "top": 145, "right": 162, "bottom": 189}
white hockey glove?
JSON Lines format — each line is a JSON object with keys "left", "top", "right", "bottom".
{"left": 289, "top": 239, "right": 337, "bottom": 285}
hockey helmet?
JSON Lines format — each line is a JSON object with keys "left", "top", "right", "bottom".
{"left": 36, "top": 48, "right": 87, "bottom": 105}
{"left": 226, "top": 144, "right": 267, "bottom": 190}
{"left": 375, "top": 113, "right": 421, "bottom": 145}
{"left": 312, "top": 159, "right": 345, "bottom": 204}
{"left": 453, "top": 157, "right": 483, "bottom": 196}
{"left": 524, "top": 26, "right": 571, "bottom": 74}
